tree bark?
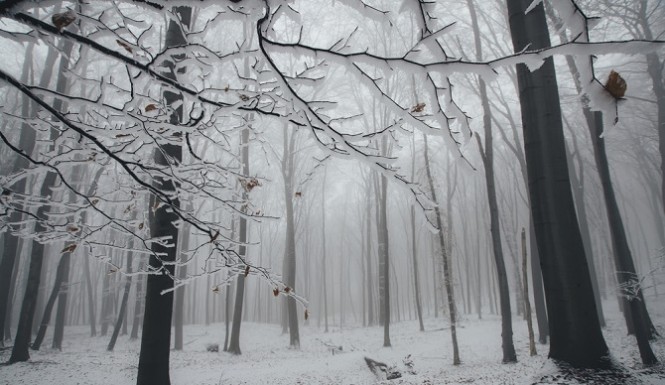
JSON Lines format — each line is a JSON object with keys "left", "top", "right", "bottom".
{"left": 468, "top": 0, "right": 516, "bottom": 363}
{"left": 423, "top": 134, "right": 459, "bottom": 365}
{"left": 108, "top": 252, "right": 133, "bottom": 351}
{"left": 506, "top": 0, "right": 609, "bottom": 367}
{"left": 136, "top": 7, "right": 190, "bottom": 384}
{"left": 228, "top": 126, "right": 250, "bottom": 355}
{"left": 31, "top": 252, "right": 70, "bottom": 351}
{"left": 522, "top": 229, "right": 537, "bottom": 356}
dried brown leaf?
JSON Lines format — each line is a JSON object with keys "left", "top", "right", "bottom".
{"left": 605, "top": 70, "right": 627, "bottom": 99}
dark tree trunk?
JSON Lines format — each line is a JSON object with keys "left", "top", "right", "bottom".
{"left": 108, "top": 252, "right": 133, "bottom": 351}
{"left": 322, "top": 169, "right": 330, "bottom": 332}
{"left": 31, "top": 252, "right": 71, "bottom": 351}
{"left": 8, "top": 33, "right": 72, "bottom": 363}
{"left": 587, "top": 111, "right": 658, "bottom": 365}
{"left": 130, "top": 261, "right": 144, "bottom": 341}
{"left": 51, "top": 251, "right": 71, "bottom": 351}
{"left": 0, "top": 44, "right": 42, "bottom": 349}
{"left": 506, "top": 0, "right": 609, "bottom": 368}
{"left": 136, "top": 7, "right": 190, "bottom": 385}
{"left": 9, "top": 171, "right": 58, "bottom": 363}
{"left": 529, "top": 223, "right": 548, "bottom": 344}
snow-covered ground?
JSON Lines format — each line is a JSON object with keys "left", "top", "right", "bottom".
{"left": 1, "top": 299, "right": 664, "bottom": 384}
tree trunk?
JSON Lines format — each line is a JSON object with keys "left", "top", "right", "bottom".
{"left": 31, "top": 253, "right": 69, "bottom": 351}
{"left": 378, "top": 170, "right": 391, "bottom": 348}
{"left": 173, "top": 227, "right": 189, "bottom": 351}
{"left": 506, "top": 0, "right": 609, "bottom": 367}
{"left": 529, "top": 223, "right": 548, "bottom": 344}
{"left": 322, "top": 169, "right": 330, "bottom": 332}
{"left": 130, "top": 261, "right": 144, "bottom": 341}
{"left": 228, "top": 126, "right": 250, "bottom": 355}
{"left": 136, "top": 7, "right": 190, "bottom": 384}
{"left": 468, "top": 0, "right": 516, "bottom": 363}
{"left": 282, "top": 126, "right": 300, "bottom": 348}
{"left": 108, "top": 252, "right": 133, "bottom": 351}
{"left": 411, "top": 206, "right": 424, "bottom": 332}
{"left": 522, "top": 229, "right": 537, "bottom": 356}
{"left": 84, "top": 254, "right": 97, "bottom": 337}
{"left": 423, "top": 134, "right": 460, "bottom": 365}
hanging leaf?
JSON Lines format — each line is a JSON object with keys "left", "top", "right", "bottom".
{"left": 284, "top": 286, "right": 291, "bottom": 294}
{"left": 61, "top": 244, "right": 77, "bottom": 254}
{"left": 304, "top": 309, "right": 309, "bottom": 321}
{"left": 295, "top": 192, "right": 302, "bottom": 198}
{"left": 108, "top": 267, "right": 118, "bottom": 274}
{"left": 605, "top": 70, "right": 627, "bottom": 99}
{"left": 273, "top": 288, "right": 280, "bottom": 297}
{"left": 410, "top": 102, "right": 426, "bottom": 113}
{"left": 212, "top": 285, "right": 220, "bottom": 294}
{"left": 145, "top": 103, "right": 158, "bottom": 112}
{"left": 239, "top": 94, "right": 249, "bottom": 101}
{"left": 116, "top": 39, "right": 133, "bottom": 53}
{"left": 91, "top": 199, "right": 99, "bottom": 205}
{"left": 244, "top": 265, "right": 250, "bottom": 277}
{"left": 138, "top": 222, "right": 144, "bottom": 230}
{"left": 66, "top": 224, "right": 79, "bottom": 233}
{"left": 52, "top": 10, "right": 76, "bottom": 31}
{"left": 224, "top": 85, "right": 229, "bottom": 92}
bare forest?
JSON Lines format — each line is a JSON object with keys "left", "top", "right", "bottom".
{"left": 0, "top": 0, "right": 664, "bottom": 384}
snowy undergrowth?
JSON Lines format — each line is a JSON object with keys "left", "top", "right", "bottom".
{"left": 1, "top": 298, "right": 663, "bottom": 385}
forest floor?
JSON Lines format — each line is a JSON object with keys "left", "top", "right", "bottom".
{"left": 1, "top": 298, "right": 664, "bottom": 385}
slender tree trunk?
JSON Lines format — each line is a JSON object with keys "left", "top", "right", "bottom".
{"left": 173, "top": 227, "right": 189, "bottom": 351}
{"left": 529, "top": 223, "right": 548, "bottom": 344}
{"left": 108, "top": 252, "right": 133, "bottom": 351}
{"left": 506, "top": 0, "right": 609, "bottom": 367}
{"left": 0, "top": 43, "right": 41, "bottom": 349}
{"left": 130, "top": 261, "right": 144, "bottom": 341}
{"left": 282, "top": 126, "right": 300, "bottom": 348}
{"left": 522, "top": 229, "right": 536, "bottom": 356}
{"left": 377, "top": 168, "right": 391, "bottom": 347}
{"left": 322, "top": 169, "right": 329, "bottom": 332}
{"left": 411, "top": 206, "right": 424, "bottom": 332}
{"left": 136, "top": 7, "right": 190, "bottom": 384}
{"left": 84, "top": 255, "right": 97, "bottom": 337}
{"left": 228, "top": 125, "right": 250, "bottom": 355}
{"left": 31, "top": 252, "right": 71, "bottom": 351}
{"left": 468, "top": 0, "right": 516, "bottom": 363}
{"left": 9, "top": 33, "right": 72, "bottom": 363}
{"left": 423, "top": 134, "right": 459, "bottom": 365}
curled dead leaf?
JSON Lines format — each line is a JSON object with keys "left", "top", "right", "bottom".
{"left": 605, "top": 70, "right": 627, "bottom": 99}
{"left": 244, "top": 265, "right": 250, "bottom": 277}
{"left": 295, "top": 192, "right": 302, "bottom": 198}
{"left": 284, "top": 286, "right": 291, "bottom": 294}
{"left": 138, "top": 222, "right": 144, "bottom": 230}
{"left": 116, "top": 39, "right": 133, "bottom": 53}
{"left": 304, "top": 309, "right": 309, "bottom": 321}
{"left": 145, "top": 103, "right": 158, "bottom": 112}
{"left": 66, "top": 224, "right": 79, "bottom": 233}
{"left": 52, "top": 10, "right": 76, "bottom": 31}
{"left": 212, "top": 285, "right": 220, "bottom": 293}
{"left": 61, "top": 243, "right": 77, "bottom": 254}
{"left": 411, "top": 102, "right": 426, "bottom": 113}
{"left": 239, "top": 94, "right": 250, "bottom": 101}
{"left": 273, "top": 288, "right": 279, "bottom": 297}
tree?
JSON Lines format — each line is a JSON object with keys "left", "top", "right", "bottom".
{"left": 506, "top": 0, "right": 609, "bottom": 367}
{"left": 468, "top": 0, "right": 517, "bottom": 363}
{"left": 423, "top": 134, "right": 460, "bottom": 365}
{"left": 136, "top": 6, "right": 190, "bottom": 384}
